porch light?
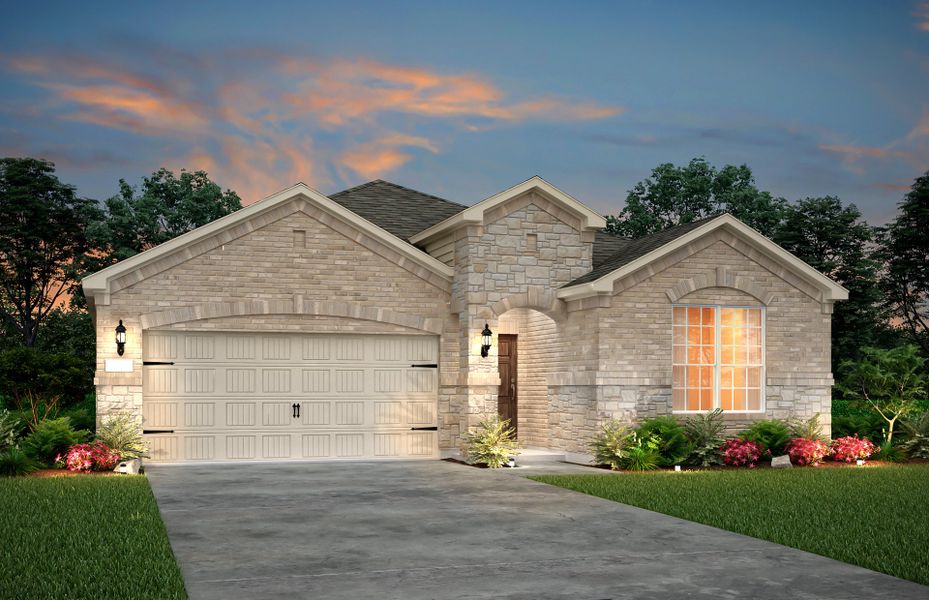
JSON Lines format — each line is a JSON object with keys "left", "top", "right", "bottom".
{"left": 480, "top": 323, "right": 493, "bottom": 358}
{"left": 115, "top": 320, "right": 127, "bottom": 356}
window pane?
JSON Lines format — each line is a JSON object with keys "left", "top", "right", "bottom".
{"left": 673, "top": 388, "right": 686, "bottom": 411}
{"left": 734, "top": 368, "right": 747, "bottom": 387}
{"left": 673, "top": 345, "right": 686, "bottom": 364}
{"left": 746, "top": 388, "right": 761, "bottom": 411}
{"left": 719, "top": 366, "right": 733, "bottom": 388}
{"left": 700, "top": 389, "right": 714, "bottom": 411}
{"left": 687, "top": 389, "right": 701, "bottom": 411}
{"left": 687, "top": 306, "right": 701, "bottom": 323}
{"left": 701, "top": 326, "right": 714, "bottom": 344}
{"left": 700, "top": 366, "right": 713, "bottom": 388}
{"left": 687, "top": 367, "right": 701, "bottom": 388}
{"left": 702, "top": 307, "right": 715, "bottom": 325}
{"left": 719, "top": 389, "right": 733, "bottom": 411}
{"left": 673, "top": 366, "right": 685, "bottom": 388}
{"left": 720, "top": 327, "right": 735, "bottom": 345}
{"left": 673, "top": 306, "right": 687, "bottom": 324}
{"left": 747, "top": 309, "right": 762, "bottom": 326}
{"left": 732, "top": 388, "right": 747, "bottom": 411}
{"left": 688, "top": 326, "right": 700, "bottom": 345}
{"left": 673, "top": 326, "right": 687, "bottom": 345}
{"left": 721, "top": 346, "right": 734, "bottom": 364}
{"left": 747, "top": 367, "right": 761, "bottom": 387}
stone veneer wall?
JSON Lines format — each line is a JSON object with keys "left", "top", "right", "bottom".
{"left": 95, "top": 202, "right": 463, "bottom": 450}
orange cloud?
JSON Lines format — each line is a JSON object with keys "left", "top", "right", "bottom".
{"left": 818, "top": 144, "right": 909, "bottom": 160}
{"left": 339, "top": 134, "right": 439, "bottom": 180}
{"left": 916, "top": 3, "right": 929, "bottom": 31}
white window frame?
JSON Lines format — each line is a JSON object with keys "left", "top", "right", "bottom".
{"left": 671, "top": 304, "right": 766, "bottom": 414}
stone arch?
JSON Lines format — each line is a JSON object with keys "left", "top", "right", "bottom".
{"left": 664, "top": 266, "right": 775, "bottom": 305}
{"left": 488, "top": 288, "right": 566, "bottom": 321}
{"left": 138, "top": 298, "right": 444, "bottom": 333}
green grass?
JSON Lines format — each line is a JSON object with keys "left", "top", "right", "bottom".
{"left": 0, "top": 476, "right": 186, "bottom": 599}
{"left": 531, "top": 465, "right": 929, "bottom": 586}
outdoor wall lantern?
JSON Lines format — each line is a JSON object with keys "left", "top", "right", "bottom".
{"left": 480, "top": 323, "right": 493, "bottom": 358}
{"left": 115, "top": 320, "right": 127, "bottom": 356}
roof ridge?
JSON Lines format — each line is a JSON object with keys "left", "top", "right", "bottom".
{"left": 330, "top": 179, "right": 468, "bottom": 210}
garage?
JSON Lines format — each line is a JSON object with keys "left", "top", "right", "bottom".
{"left": 141, "top": 331, "right": 439, "bottom": 462}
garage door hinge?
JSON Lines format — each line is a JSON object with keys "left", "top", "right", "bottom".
{"left": 410, "top": 363, "right": 438, "bottom": 368}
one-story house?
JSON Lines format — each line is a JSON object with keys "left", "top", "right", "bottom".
{"left": 82, "top": 177, "right": 847, "bottom": 463}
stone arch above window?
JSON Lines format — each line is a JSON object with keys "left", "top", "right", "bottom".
{"left": 488, "top": 288, "right": 566, "bottom": 321}
{"left": 665, "top": 266, "right": 775, "bottom": 305}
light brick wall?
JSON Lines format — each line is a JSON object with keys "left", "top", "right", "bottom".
{"left": 95, "top": 204, "right": 464, "bottom": 449}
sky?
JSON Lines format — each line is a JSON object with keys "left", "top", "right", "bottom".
{"left": 1, "top": 1, "right": 928, "bottom": 224}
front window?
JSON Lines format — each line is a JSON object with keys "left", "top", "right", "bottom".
{"left": 672, "top": 305, "right": 764, "bottom": 412}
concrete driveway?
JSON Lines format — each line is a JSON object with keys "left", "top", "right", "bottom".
{"left": 147, "top": 461, "right": 927, "bottom": 600}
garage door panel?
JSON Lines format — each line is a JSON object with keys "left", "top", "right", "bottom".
{"left": 143, "top": 332, "right": 438, "bottom": 462}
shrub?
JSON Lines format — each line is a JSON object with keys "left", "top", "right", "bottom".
{"left": 12, "top": 390, "right": 61, "bottom": 432}
{"left": 20, "top": 417, "right": 89, "bottom": 467}
{"left": 0, "top": 447, "right": 37, "bottom": 477}
{"left": 637, "top": 416, "right": 690, "bottom": 467}
{"left": 60, "top": 394, "right": 96, "bottom": 434}
{"left": 830, "top": 435, "right": 876, "bottom": 463}
{"left": 877, "top": 440, "right": 906, "bottom": 463}
{"left": 831, "top": 414, "right": 883, "bottom": 442}
{"left": 785, "top": 437, "right": 830, "bottom": 466}
{"left": 589, "top": 419, "right": 634, "bottom": 470}
{"left": 899, "top": 412, "right": 929, "bottom": 459}
{"left": 0, "top": 408, "right": 21, "bottom": 452}
{"left": 622, "top": 433, "right": 661, "bottom": 471}
{"left": 739, "top": 419, "right": 791, "bottom": 456}
{"left": 60, "top": 441, "right": 121, "bottom": 472}
{"left": 95, "top": 413, "right": 147, "bottom": 460}
{"left": 0, "top": 347, "right": 93, "bottom": 408}
{"left": 721, "top": 438, "right": 762, "bottom": 467}
{"left": 463, "top": 415, "right": 519, "bottom": 468}
{"left": 787, "top": 413, "right": 827, "bottom": 442}
{"left": 683, "top": 409, "right": 726, "bottom": 467}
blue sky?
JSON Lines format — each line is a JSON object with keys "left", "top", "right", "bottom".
{"left": 2, "top": 1, "right": 928, "bottom": 223}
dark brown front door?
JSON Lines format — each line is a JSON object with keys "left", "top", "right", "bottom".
{"left": 497, "top": 334, "right": 517, "bottom": 436}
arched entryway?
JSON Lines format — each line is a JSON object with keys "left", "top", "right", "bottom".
{"left": 496, "top": 307, "right": 558, "bottom": 447}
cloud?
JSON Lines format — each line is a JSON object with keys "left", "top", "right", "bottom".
{"left": 916, "top": 3, "right": 929, "bottom": 31}
{"left": 1, "top": 50, "right": 622, "bottom": 201}
{"left": 818, "top": 144, "right": 909, "bottom": 160}
{"left": 871, "top": 182, "right": 912, "bottom": 192}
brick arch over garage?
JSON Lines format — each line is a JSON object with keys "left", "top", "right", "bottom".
{"left": 138, "top": 299, "right": 445, "bottom": 334}
{"left": 488, "top": 288, "right": 566, "bottom": 321}
{"left": 664, "top": 266, "right": 775, "bottom": 305}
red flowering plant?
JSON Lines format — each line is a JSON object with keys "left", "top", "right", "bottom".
{"left": 785, "top": 437, "right": 830, "bottom": 466}
{"left": 830, "top": 435, "right": 876, "bottom": 463}
{"left": 58, "top": 441, "right": 121, "bottom": 472}
{"left": 721, "top": 438, "right": 762, "bottom": 467}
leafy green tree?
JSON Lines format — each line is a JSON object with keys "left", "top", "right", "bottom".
{"left": 774, "top": 197, "right": 888, "bottom": 370}
{"left": 880, "top": 171, "right": 929, "bottom": 356}
{"left": 606, "top": 158, "right": 786, "bottom": 238}
{"left": 839, "top": 345, "right": 927, "bottom": 444}
{"left": 0, "top": 158, "right": 101, "bottom": 347}
{"left": 90, "top": 168, "right": 242, "bottom": 263}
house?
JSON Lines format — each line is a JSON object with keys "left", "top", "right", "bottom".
{"left": 81, "top": 177, "right": 847, "bottom": 463}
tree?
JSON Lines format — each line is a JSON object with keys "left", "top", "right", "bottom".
{"left": 839, "top": 345, "right": 927, "bottom": 444}
{"left": 0, "top": 158, "right": 100, "bottom": 347}
{"left": 880, "top": 171, "right": 929, "bottom": 356}
{"left": 605, "top": 158, "right": 786, "bottom": 238}
{"left": 90, "top": 168, "right": 242, "bottom": 263}
{"left": 774, "top": 196, "right": 888, "bottom": 370}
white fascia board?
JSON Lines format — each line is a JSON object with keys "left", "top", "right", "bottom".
{"left": 410, "top": 176, "right": 606, "bottom": 244}
{"left": 82, "top": 183, "right": 454, "bottom": 303}
{"left": 557, "top": 214, "right": 849, "bottom": 302}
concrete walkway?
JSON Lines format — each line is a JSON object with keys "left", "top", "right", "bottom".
{"left": 147, "top": 460, "right": 927, "bottom": 600}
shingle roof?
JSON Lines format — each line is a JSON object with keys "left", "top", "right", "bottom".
{"left": 565, "top": 216, "right": 721, "bottom": 287}
{"left": 329, "top": 180, "right": 467, "bottom": 242}
{"left": 592, "top": 230, "right": 633, "bottom": 268}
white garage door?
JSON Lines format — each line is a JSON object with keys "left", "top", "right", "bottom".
{"left": 141, "top": 331, "right": 438, "bottom": 462}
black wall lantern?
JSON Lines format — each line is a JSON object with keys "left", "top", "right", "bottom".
{"left": 115, "top": 320, "right": 127, "bottom": 356}
{"left": 480, "top": 323, "right": 493, "bottom": 358}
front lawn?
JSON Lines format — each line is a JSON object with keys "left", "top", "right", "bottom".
{"left": 0, "top": 475, "right": 186, "bottom": 599}
{"left": 531, "top": 464, "right": 929, "bottom": 586}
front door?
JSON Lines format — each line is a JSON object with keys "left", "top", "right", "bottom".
{"left": 497, "top": 334, "right": 517, "bottom": 436}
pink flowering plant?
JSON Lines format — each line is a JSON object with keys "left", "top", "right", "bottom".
{"left": 830, "top": 435, "right": 876, "bottom": 463}
{"left": 58, "top": 441, "right": 121, "bottom": 472}
{"left": 785, "top": 437, "right": 831, "bottom": 466}
{"left": 721, "top": 438, "right": 762, "bottom": 467}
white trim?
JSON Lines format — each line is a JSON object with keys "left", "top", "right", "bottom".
{"left": 409, "top": 176, "right": 606, "bottom": 244}
{"left": 557, "top": 214, "right": 849, "bottom": 302}
{"left": 82, "top": 183, "right": 454, "bottom": 304}
{"left": 670, "top": 304, "right": 766, "bottom": 415}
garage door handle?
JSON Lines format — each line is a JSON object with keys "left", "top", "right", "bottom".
{"left": 292, "top": 403, "right": 301, "bottom": 419}
{"left": 410, "top": 364, "right": 438, "bottom": 368}
{"left": 411, "top": 426, "right": 437, "bottom": 431}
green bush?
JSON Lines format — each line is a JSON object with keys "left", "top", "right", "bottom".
{"left": 21, "top": 417, "right": 89, "bottom": 467}
{"left": 60, "top": 394, "right": 96, "bottom": 434}
{"left": 832, "top": 413, "right": 884, "bottom": 442}
{"left": 623, "top": 433, "right": 661, "bottom": 471}
{"left": 96, "top": 413, "right": 147, "bottom": 460}
{"left": 589, "top": 419, "right": 634, "bottom": 470}
{"left": 0, "top": 409, "right": 20, "bottom": 452}
{"left": 877, "top": 440, "right": 907, "bottom": 463}
{"left": 739, "top": 419, "right": 791, "bottom": 456}
{"left": 788, "top": 413, "right": 826, "bottom": 441}
{"left": 683, "top": 409, "right": 726, "bottom": 467}
{"left": 0, "top": 447, "right": 37, "bottom": 477}
{"left": 900, "top": 412, "right": 929, "bottom": 459}
{"left": 0, "top": 347, "right": 93, "bottom": 409}
{"left": 637, "top": 416, "right": 690, "bottom": 467}
{"left": 463, "top": 415, "right": 519, "bottom": 468}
